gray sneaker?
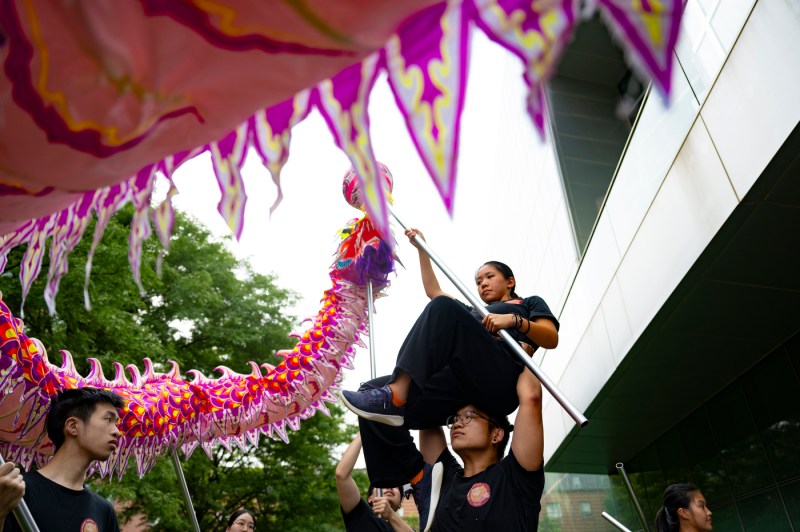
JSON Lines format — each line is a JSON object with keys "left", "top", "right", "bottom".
{"left": 339, "top": 384, "right": 405, "bottom": 426}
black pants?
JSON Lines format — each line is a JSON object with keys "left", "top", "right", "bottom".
{"left": 360, "top": 296, "right": 523, "bottom": 487}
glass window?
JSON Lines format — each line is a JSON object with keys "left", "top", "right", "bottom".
{"left": 546, "top": 503, "right": 563, "bottom": 519}
{"left": 546, "top": 15, "right": 642, "bottom": 254}
{"left": 579, "top": 501, "right": 592, "bottom": 518}
{"left": 609, "top": 473, "right": 639, "bottom": 527}
{"left": 737, "top": 489, "right": 792, "bottom": 532}
{"left": 639, "top": 444, "right": 665, "bottom": 519}
{"left": 741, "top": 350, "right": 800, "bottom": 481}
{"left": 706, "top": 383, "right": 773, "bottom": 495}
{"left": 781, "top": 479, "right": 800, "bottom": 529}
{"left": 707, "top": 502, "right": 742, "bottom": 532}
{"left": 657, "top": 426, "right": 691, "bottom": 487}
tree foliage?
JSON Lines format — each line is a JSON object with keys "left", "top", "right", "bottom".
{"left": 0, "top": 206, "right": 357, "bottom": 531}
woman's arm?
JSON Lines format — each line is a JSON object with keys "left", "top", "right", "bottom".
{"left": 480, "top": 313, "right": 558, "bottom": 350}
{"left": 335, "top": 434, "right": 364, "bottom": 514}
{"left": 406, "top": 228, "right": 450, "bottom": 300}
{"left": 519, "top": 316, "right": 559, "bottom": 349}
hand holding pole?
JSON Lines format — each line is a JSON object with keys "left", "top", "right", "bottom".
{"left": 0, "top": 455, "right": 39, "bottom": 532}
{"left": 390, "top": 208, "right": 588, "bottom": 427}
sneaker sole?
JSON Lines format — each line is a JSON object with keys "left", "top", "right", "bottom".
{"left": 424, "top": 462, "right": 443, "bottom": 532}
{"left": 338, "top": 391, "right": 405, "bottom": 427}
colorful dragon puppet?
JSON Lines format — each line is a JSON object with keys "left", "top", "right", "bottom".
{"left": 0, "top": 166, "right": 395, "bottom": 479}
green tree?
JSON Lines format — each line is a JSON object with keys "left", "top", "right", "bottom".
{"left": 0, "top": 206, "right": 357, "bottom": 531}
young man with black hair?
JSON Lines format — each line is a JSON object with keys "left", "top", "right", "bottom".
{"left": 417, "top": 368, "right": 545, "bottom": 530}
{"left": 3, "top": 387, "right": 125, "bottom": 532}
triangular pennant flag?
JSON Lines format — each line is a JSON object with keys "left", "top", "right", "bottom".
{"left": 210, "top": 124, "right": 250, "bottom": 240}
{"left": 473, "top": 0, "right": 579, "bottom": 133}
{"left": 250, "top": 90, "right": 313, "bottom": 215}
{"left": 315, "top": 53, "right": 389, "bottom": 236}
{"left": 595, "top": 0, "right": 684, "bottom": 96}
{"left": 385, "top": 0, "right": 470, "bottom": 214}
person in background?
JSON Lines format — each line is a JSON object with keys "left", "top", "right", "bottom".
{"left": 225, "top": 508, "right": 256, "bottom": 532}
{"left": 3, "top": 387, "right": 125, "bottom": 532}
{"left": 655, "top": 483, "right": 713, "bottom": 532}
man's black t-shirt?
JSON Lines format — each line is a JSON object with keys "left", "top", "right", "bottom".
{"left": 3, "top": 470, "right": 120, "bottom": 532}
{"left": 341, "top": 498, "right": 394, "bottom": 531}
{"left": 432, "top": 448, "right": 544, "bottom": 531}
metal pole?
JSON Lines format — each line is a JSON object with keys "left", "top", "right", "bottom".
{"left": 602, "top": 511, "right": 633, "bottom": 532}
{"left": 390, "top": 208, "right": 588, "bottom": 427}
{"left": 616, "top": 462, "right": 648, "bottom": 532}
{"left": 366, "top": 280, "right": 382, "bottom": 499}
{"left": 0, "top": 455, "right": 40, "bottom": 532}
{"left": 366, "top": 281, "right": 378, "bottom": 381}
{"left": 171, "top": 451, "right": 201, "bottom": 532}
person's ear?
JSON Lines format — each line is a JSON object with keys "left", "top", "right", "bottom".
{"left": 677, "top": 507, "right": 689, "bottom": 520}
{"left": 492, "top": 427, "right": 504, "bottom": 444}
{"left": 65, "top": 417, "right": 80, "bottom": 438}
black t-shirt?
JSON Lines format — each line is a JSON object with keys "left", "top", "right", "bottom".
{"left": 341, "top": 498, "right": 394, "bottom": 531}
{"left": 432, "top": 448, "right": 544, "bottom": 531}
{"left": 3, "top": 470, "right": 120, "bottom": 532}
{"left": 462, "top": 296, "right": 560, "bottom": 349}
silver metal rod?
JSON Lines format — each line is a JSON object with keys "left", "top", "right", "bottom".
{"left": 616, "top": 462, "right": 648, "bottom": 531}
{"left": 602, "top": 511, "right": 633, "bottom": 532}
{"left": 390, "top": 208, "right": 588, "bottom": 427}
{"left": 366, "top": 281, "right": 378, "bottom": 381}
{"left": 0, "top": 455, "right": 40, "bottom": 532}
{"left": 366, "top": 280, "right": 381, "bottom": 499}
{"left": 171, "top": 451, "right": 201, "bottom": 532}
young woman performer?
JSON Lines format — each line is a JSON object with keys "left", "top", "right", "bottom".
{"left": 341, "top": 228, "right": 559, "bottom": 490}
{"left": 226, "top": 508, "right": 256, "bottom": 532}
{"left": 655, "top": 484, "right": 713, "bottom": 532}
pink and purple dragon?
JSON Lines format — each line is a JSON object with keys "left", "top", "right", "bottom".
{"left": 0, "top": 214, "right": 393, "bottom": 478}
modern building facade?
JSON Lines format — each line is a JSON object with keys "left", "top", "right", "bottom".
{"left": 520, "top": 0, "right": 800, "bottom": 529}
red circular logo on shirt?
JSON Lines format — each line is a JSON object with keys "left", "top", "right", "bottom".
{"left": 81, "top": 519, "right": 99, "bottom": 532}
{"left": 467, "top": 482, "right": 491, "bottom": 507}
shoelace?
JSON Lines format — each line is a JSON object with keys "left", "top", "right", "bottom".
{"left": 357, "top": 382, "right": 391, "bottom": 405}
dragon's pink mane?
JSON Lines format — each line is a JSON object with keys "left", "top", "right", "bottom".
{"left": 0, "top": 216, "right": 392, "bottom": 478}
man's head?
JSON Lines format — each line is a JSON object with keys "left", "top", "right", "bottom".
{"left": 46, "top": 387, "right": 125, "bottom": 459}
{"left": 367, "top": 485, "right": 403, "bottom": 512}
{"left": 447, "top": 405, "right": 512, "bottom": 462}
